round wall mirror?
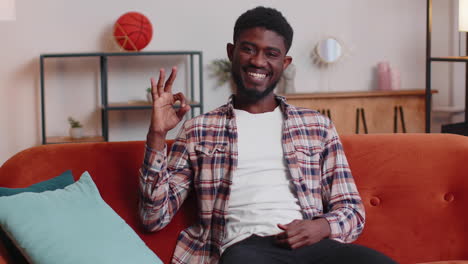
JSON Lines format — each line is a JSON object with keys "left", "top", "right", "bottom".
{"left": 314, "top": 38, "right": 343, "bottom": 64}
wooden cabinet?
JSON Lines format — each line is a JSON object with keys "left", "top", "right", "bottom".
{"left": 284, "top": 90, "right": 436, "bottom": 135}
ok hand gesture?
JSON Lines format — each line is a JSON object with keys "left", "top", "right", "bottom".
{"left": 147, "top": 67, "right": 191, "bottom": 149}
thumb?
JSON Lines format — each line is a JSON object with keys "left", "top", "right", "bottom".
{"left": 278, "top": 219, "right": 300, "bottom": 230}
{"left": 277, "top": 223, "right": 287, "bottom": 230}
{"left": 176, "top": 105, "right": 191, "bottom": 120}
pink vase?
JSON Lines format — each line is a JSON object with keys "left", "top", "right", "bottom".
{"left": 390, "top": 68, "right": 401, "bottom": 90}
{"left": 377, "top": 62, "right": 391, "bottom": 91}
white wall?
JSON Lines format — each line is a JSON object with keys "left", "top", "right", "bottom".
{"left": 0, "top": 0, "right": 451, "bottom": 165}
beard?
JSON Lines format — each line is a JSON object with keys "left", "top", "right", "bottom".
{"left": 231, "top": 70, "right": 280, "bottom": 103}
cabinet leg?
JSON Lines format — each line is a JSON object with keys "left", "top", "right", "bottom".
{"left": 361, "top": 108, "right": 368, "bottom": 134}
{"left": 355, "top": 108, "right": 368, "bottom": 134}
{"left": 393, "top": 105, "right": 407, "bottom": 133}
{"left": 355, "top": 108, "right": 360, "bottom": 134}
{"left": 320, "top": 109, "right": 332, "bottom": 120}
{"left": 399, "top": 106, "right": 407, "bottom": 133}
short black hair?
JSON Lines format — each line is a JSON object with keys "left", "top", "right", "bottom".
{"left": 233, "top": 6, "right": 293, "bottom": 52}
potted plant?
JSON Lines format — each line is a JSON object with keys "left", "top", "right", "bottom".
{"left": 68, "top": 117, "right": 83, "bottom": 139}
{"left": 209, "top": 58, "right": 232, "bottom": 88}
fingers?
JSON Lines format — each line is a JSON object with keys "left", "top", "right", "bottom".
{"left": 275, "top": 220, "right": 307, "bottom": 249}
{"left": 152, "top": 67, "right": 177, "bottom": 99}
{"left": 173, "top": 92, "right": 187, "bottom": 108}
{"left": 164, "top": 66, "right": 177, "bottom": 93}
{"left": 276, "top": 227, "right": 300, "bottom": 240}
{"left": 276, "top": 230, "right": 305, "bottom": 249}
{"left": 156, "top": 68, "right": 166, "bottom": 97}
{"left": 277, "top": 219, "right": 301, "bottom": 231}
{"left": 276, "top": 221, "right": 301, "bottom": 240}
{"left": 150, "top": 77, "right": 158, "bottom": 99}
{"left": 173, "top": 92, "right": 191, "bottom": 119}
{"left": 290, "top": 240, "right": 308, "bottom": 249}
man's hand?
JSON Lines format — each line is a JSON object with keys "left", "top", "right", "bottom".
{"left": 276, "top": 218, "right": 331, "bottom": 249}
{"left": 147, "top": 67, "right": 191, "bottom": 150}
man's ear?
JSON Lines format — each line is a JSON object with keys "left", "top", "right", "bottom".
{"left": 283, "top": 56, "right": 292, "bottom": 70}
{"left": 227, "top": 43, "right": 234, "bottom": 61}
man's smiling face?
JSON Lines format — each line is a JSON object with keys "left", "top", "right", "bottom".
{"left": 227, "top": 27, "right": 292, "bottom": 102}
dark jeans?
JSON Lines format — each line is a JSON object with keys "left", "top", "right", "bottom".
{"left": 219, "top": 235, "right": 398, "bottom": 264}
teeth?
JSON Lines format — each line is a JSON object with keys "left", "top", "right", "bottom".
{"left": 248, "top": 72, "right": 267, "bottom": 79}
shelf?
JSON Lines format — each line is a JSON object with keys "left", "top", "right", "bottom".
{"left": 426, "top": 0, "right": 468, "bottom": 134}
{"left": 430, "top": 56, "right": 468, "bottom": 62}
{"left": 41, "top": 51, "right": 202, "bottom": 58}
{"left": 283, "top": 89, "right": 438, "bottom": 100}
{"left": 40, "top": 51, "right": 204, "bottom": 144}
{"left": 46, "top": 136, "right": 105, "bottom": 144}
{"left": 106, "top": 101, "right": 201, "bottom": 110}
{"left": 441, "top": 122, "right": 468, "bottom": 136}
{"left": 433, "top": 106, "right": 465, "bottom": 114}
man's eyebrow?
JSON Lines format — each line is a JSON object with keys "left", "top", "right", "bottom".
{"left": 239, "top": 41, "right": 256, "bottom": 47}
{"left": 239, "top": 41, "right": 283, "bottom": 54}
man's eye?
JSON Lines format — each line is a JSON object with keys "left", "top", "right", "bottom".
{"left": 267, "top": 52, "right": 280, "bottom": 58}
{"left": 241, "top": 47, "right": 254, "bottom": 53}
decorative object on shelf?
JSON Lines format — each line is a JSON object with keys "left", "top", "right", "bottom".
{"left": 377, "top": 62, "right": 391, "bottom": 91}
{"left": 377, "top": 62, "right": 401, "bottom": 91}
{"left": 0, "top": 0, "right": 15, "bottom": 21}
{"left": 311, "top": 37, "right": 344, "bottom": 66}
{"left": 146, "top": 87, "right": 152, "bottom": 103}
{"left": 209, "top": 58, "right": 231, "bottom": 86}
{"left": 276, "top": 63, "right": 296, "bottom": 94}
{"left": 390, "top": 67, "right": 401, "bottom": 91}
{"left": 68, "top": 117, "right": 83, "bottom": 139}
{"left": 113, "top": 12, "right": 153, "bottom": 51}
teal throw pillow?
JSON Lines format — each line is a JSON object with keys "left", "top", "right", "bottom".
{"left": 0, "top": 171, "right": 162, "bottom": 264}
{"left": 0, "top": 170, "right": 74, "bottom": 196}
{"left": 0, "top": 169, "right": 75, "bottom": 263}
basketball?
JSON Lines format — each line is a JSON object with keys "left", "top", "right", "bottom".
{"left": 113, "top": 12, "right": 153, "bottom": 51}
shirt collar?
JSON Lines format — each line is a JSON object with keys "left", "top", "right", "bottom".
{"left": 225, "top": 94, "right": 292, "bottom": 119}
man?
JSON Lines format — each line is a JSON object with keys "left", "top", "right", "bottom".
{"left": 139, "top": 6, "right": 396, "bottom": 264}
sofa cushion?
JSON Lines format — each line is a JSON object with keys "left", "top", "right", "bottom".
{"left": 0, "top": 169, "right": 75, "bottom": 263}
{"left": 0, "top": 170, "right": 74, "bottom": 197}
{"left": 0, "top": 171, "right": 162, "bottom": 264}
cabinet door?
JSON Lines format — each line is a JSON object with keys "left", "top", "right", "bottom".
{"left": 286, "top": 93, "right": 426, "bottom": 134}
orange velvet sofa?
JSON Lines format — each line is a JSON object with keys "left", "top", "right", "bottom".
{"left": 1, "top": 134, "right": 468, "bottom": 264}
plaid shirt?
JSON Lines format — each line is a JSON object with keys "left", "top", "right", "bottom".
{"left": 139, "top": 95, "right": 365, "bottom": 264}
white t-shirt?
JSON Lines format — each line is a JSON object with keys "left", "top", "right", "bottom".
{"left": 221, "top": 106, "right": 303, "bottom": 250}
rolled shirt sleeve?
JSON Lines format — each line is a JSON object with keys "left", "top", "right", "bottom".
{"left": 138, "top": 128, "right": 193, "bottom": 232}
{"left": 317, "top": 123, "right": 365, "bottom": 243}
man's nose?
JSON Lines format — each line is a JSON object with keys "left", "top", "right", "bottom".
{"left": 250, "top": 53, "right": 267, "bottom": 68}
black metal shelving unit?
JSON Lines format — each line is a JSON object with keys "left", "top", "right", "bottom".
{"left": 40, "top": 51, "right": 204, "bottom": 144}
{"left": 426, "top": 0, "right": 468, "bottom": 135}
